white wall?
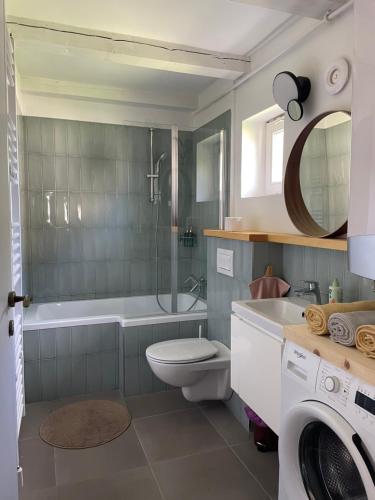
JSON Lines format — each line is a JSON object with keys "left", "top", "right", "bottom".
{"left": 194, "top": 9, "right": 353, "bottom": 233}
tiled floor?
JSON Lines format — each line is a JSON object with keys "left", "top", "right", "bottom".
{"left": 19, "top": 390, "right": 279, "bottom": 500}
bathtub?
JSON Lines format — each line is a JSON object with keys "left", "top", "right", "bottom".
{"left": 23, "top": 293, "right": 208, "bottom": 403}
{"left": 24, "top": 293, "right": 207, "bottom": 330}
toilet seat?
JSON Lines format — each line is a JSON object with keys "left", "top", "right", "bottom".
{"left": 146, "top": 338, "right": 218, "bottom": 364}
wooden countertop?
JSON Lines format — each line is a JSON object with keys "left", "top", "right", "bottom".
{"left": 284, "top": 324, "right": 375, "bottom": 386}
{"left": 203, "top": 229, "right": 347, "bottom": 251}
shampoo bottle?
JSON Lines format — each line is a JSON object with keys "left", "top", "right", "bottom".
{"left": 329, "top": 278, "right": 343, "bottom": 304}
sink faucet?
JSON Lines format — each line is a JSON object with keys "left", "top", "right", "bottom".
{"left": 294, "top": 280, "right": 322, "bottom": 305}
{"left": 184, "top": 274, "right": 206, "bottom": 294}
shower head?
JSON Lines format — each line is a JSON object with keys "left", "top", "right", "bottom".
{"left": 156, "top": 152, "right": 167, "bottom": 164}
{"left": 155, "top": 152, "right": 167, "bottom": 174}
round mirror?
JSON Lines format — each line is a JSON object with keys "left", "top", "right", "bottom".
{"left": 284, "top": 111, "right": 351, "bottom": 238}
{"left": 288, "top": 99, "right": 303, "bottom": 121}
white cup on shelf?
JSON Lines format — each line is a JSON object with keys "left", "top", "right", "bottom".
{"left": 224, "top": 217, "right": 243, "bottom": 231}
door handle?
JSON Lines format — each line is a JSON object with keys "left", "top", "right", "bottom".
{"left": 8, "top": 291, "right": 32, "bottom": 308}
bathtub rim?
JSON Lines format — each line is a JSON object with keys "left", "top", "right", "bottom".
{"left": 23, "top": 296, "right": 207, "bottom": 331}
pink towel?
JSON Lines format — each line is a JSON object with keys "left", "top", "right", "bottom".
{"left": 249, "top": 276, "right": 290, "bottom": 299}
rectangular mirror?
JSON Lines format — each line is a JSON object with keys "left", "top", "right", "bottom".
{"left": 196, "top": 131, "right": 222, "bottom": 202}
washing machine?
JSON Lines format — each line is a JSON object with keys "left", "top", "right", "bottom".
{"left": 279, "top": 340, "right": 375, "bottom": 500}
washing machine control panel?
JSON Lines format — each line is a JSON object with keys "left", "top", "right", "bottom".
{"left": 354, "top": 384, "right": 375, "bottom": 420}
{"left": 317, "top": 362, "right": 352, "bottom": 407}
{"left": 317, "top": 361, "right": 375, "bottom": 430}
{"left": 324, "top": 375, "right": 340, "bottom": 393}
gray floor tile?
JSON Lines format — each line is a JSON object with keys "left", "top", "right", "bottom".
{"left": 20, "top": 486, "right": 58, "bottom": 500}
{"left": 19, "top": 438, "right": 56, "bottom": 491}
{"left": 126, "top": 389, "right": 195, "bottom": 418}
{"left": 153, "top": 447, "right": 270, "bottom": 500}
{"left": 232, "top": 442, "right": 279, "bottom": 499}
{"left": 19, "top": 391, "right": 277, "bottom": 500}
{"left": 134, "top": 408, "right": 226, "bottom": 462}
{"left": 57, "top": 466, "right": 162, "bottom": 500}
{"left": 201, "top": 402, "right": 250, "bottom": 445}
{"left": 54, "top": 426, "right": 146, "bottom": 485}
{"left": 20, "top": 400, "right": 60, "bottom": 441}
{"left": 197, "top": 399, "right": 222, "bottom": 408}
{"left": 57, "top": 390, "right": 124, "bottom": 407}
{"left": 20, "top": 391, "right": 125, "bottom": 442}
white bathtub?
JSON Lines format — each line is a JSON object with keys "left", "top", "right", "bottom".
{"left": 23, "top": 293, "right": 207, "bottom": 331}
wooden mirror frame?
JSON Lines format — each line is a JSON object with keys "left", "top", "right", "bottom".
{"left": 284, "top": 111, "right": 350, "bottom": 238}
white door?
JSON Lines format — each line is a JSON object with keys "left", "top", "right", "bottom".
{"left": 0, "top": 0, "right": 21, "bottom": 498}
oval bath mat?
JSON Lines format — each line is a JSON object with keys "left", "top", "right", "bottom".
{"left": 40, "top": 400, "right": 131, "bottom": 449}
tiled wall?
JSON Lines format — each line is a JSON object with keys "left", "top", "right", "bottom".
{"left": 120, "top": 319, "right": 207, "bottom": 396}
{"left": 20, "top": 117, "right": 174, "bottom": 302}
{"left": 176, "top": 130, "right": 194, "bottom": 292}
{"left": 187, "top": 111, "right": 231, "bottom": 295}
{"left": 20, "top": 117, "right": 205, "bottom": 303}
{"left": 206, "top": 237, "right": 283, "bottom": 428}
{"left": 18, "top": 114, "right": 30, "bottom": 295}
{"left": 24, "top": 318, "right": 207, "bottom": 403}
{"left": 282, "top": 245, "right": 374, "bottom": 303}
{"left": 23, "top": 324, "right": 119, "bottom": 403}
{"left": 206, "top": 237, "right": 374, "bottom": 428}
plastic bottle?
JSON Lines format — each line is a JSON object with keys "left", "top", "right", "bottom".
{"left": 329, "top": 278, "right": 343, "bottom": 304}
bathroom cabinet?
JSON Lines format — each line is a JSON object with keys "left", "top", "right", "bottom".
{"left": 231, "top": 314, "right": 282, "bottom": 434}
{"left": 348, "top": 0, "right": 375, "bottom": 280}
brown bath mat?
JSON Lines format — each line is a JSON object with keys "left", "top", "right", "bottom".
{"left": 40, "top": 400, "right": 131, "bottom": 449}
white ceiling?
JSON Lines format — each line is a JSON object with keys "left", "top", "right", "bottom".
{"left": 230, "top": 0, "right": 348, "bottom": 20}
{"left": 5, "top": 0, "right": 297, "bottom": 110}
{"left": 6, "top": 0, "right": 290, "bottom": 54}
{"left": 15, "top": 40, "right": 214, "bottom": 94}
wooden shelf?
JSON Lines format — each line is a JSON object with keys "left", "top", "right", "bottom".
{"left": 284, "top": 324, "right": 375, "bottom": 386}
{"left": 203, "top": 229, "right": 347, "bottom": 252}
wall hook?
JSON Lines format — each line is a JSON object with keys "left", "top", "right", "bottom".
{"left": 265, "top": 265, "right": 273, "bottom": 277}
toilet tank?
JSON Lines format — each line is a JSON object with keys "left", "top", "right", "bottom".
{"left": 348, "top": 0, "right": 375, "bottom": 280}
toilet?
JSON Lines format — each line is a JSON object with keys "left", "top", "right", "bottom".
{"left": 146, "top": 338, "right": 231, "bottom": 402}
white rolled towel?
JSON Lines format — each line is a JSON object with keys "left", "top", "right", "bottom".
{"left": 328, "top": 311, "right": 375, "bottom": 346}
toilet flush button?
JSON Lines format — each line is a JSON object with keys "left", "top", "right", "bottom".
{"left": 324, "top": 376, "right": 340, "bottom": 393}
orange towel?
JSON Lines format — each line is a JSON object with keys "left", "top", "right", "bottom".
{"left": 356, "top": 325, "right": 375, "bottom": 358}
{"left": 305, "top": 301, "right": 375, "bottom": 335}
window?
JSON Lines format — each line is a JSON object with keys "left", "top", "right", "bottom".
{"left": 240, "top": 105, "right": 284, "bottom": 199}
{"left": 265, "top": 116, "right": 284, "bottom": 194}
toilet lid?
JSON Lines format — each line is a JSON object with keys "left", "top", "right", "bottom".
{"left": 146, "top": 338, "right": 218, "bottom": 364}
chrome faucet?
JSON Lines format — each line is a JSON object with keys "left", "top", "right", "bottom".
{"left": 184, "top": 274, "right": 206, "bottom": 294}
{"left": 294, "top": 280, "right": 322, "bottom": 304}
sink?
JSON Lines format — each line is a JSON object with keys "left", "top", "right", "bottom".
{"left": 232, "top": 297, "right": 308, "bottom": 338}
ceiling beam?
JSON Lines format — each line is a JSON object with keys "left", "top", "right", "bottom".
{"left": 19, "top": 75, "right": 197, "bottom": 110}
{"left": 230, "top": 0, "right": 348, "bottom": 19}
{"left": 8, "top": 16, "right": 250, "bottom": 80}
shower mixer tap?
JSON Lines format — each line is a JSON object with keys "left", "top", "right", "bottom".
{"left": 184, "top": 275, "right": 206, "bottom": 294}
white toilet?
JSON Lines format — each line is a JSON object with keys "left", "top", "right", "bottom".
{"left": 146, "top": 338, "right": 231, "bottom": 402}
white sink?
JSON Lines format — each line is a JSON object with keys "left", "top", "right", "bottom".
{"left": 232, "top": 297, "right": 308, "bottom": 338}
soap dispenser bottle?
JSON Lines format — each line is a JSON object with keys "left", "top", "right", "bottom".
{"left": 329, "top": 278, "right": 343, "bottom": 304}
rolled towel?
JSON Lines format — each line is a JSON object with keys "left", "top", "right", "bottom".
{"left": 356, "top": 325, "right": 375, "bottom": 358}
{"left": 305, "top": 300, "right": 375, "bottom": 335}
{"left": 328, "top": 311, "right": 375, "bottom": 346}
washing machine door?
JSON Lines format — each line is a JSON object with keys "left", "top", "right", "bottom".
{"left": 279, "top": 401, "right": 375, "bottom": 500}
